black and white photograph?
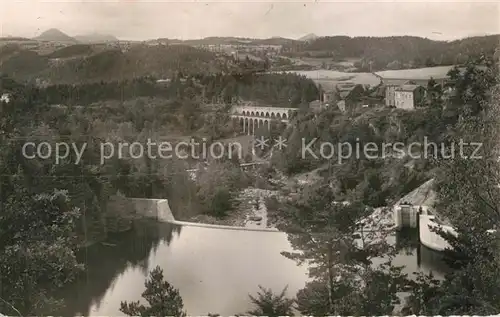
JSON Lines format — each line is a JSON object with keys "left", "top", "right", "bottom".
{"left": 0, "top": 0, "right": 499, "bottom": 315}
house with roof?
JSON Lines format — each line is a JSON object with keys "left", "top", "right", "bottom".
{"left": 394, "top": 84, "right": 426, "bottom": 110}
{"left": 359, "top": 84, "right": 385, "bottom": 106}
{"left": 339, "top": 89, "right": 351, "bottom": 100}
{"left": 322, "top": 90, "right": 338, "bottom": 105}
{"left": 337, "top": 83, "right": 365, "bottom": 101}
{"left": 337, "top": 100, "right": 346, "bottom": 112}
{"left": 374, "top": 66, "right": 455, "bottom": 107}
{"left": 327, "top": 84, "right": 367, "bottom": 112}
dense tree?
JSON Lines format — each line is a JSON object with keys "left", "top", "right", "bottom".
{"left": 446, "top": 56, "right": 498, "bottom": 116}
{"left": 120, "top": 266, "right": 186, "bottom": 317}
{"left": 404, "top": 58, "right": 500, "bottom": 315}
{"left": 17, "top": 72, "right": 317, "bottom": 111}
{"left": 426, "top": 77, "right": 443, "bottom": 110}
{"left": 271, "top": 104, "right": 438, "bottom": 207}
{"left": 196, "top": 160, "right": 250, "bottom": 217}
{"left": 246, "top": 286, "right": 295, "bottom": 316}
{"left": 274, "top": 184, "right": 407, "bottom": 315}
{"left": 0, "top": 189, "right": 83, "bottom": 315}
{"left": 0, "top": 80, "right": 87, "bottom": 314}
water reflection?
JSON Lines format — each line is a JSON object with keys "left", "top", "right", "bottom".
{"left": 53, "top": 220, "right": 182, "bottom": 316}
{"left": 56, "top": 220, "right": 308, "bottom": 316}
{"left": 396, "top": 228, "right": 420, "bottom": 255}
{"left": 54, "top": 223, "right": 450, "bottom": 316}
{"left": 394, "top": 228, "right": 450, "bottom": 279}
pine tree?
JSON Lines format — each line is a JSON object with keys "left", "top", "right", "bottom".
{"left": 120, "top": 266, "right": 187, "bottom": 317}
{"left": 246, "top": 286, "right": 295, "bottom": 316}
{"left": 407, "top": 59, "right": 500, "bottom": 315}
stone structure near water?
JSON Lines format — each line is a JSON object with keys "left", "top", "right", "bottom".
{"left": 129, "top": 198, "right": 175, "bottom": 222}
{"left": 394, "top": 203, "right": 456, "bottom": 252}
{"left": 393, "top": 203, "right": 421, "bottom": 229}
{"left": 392, "top": 178, "right": 456, "bottom": 251}
{"left": 418, "top": 214, "right": 456, "bottom": 251}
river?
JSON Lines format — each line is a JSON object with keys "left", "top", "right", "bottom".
{"left": 52, "top": 220, "right": 450, "bottom": 316}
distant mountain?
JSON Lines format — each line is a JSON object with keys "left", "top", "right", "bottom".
{"left": 298, "top": 33, "right": 319, "bottom": 42}
{"left": 34, "top": 28, "right": 78, "bottom": 43}
{"left": 74, "top": 33, "right": 119, "bottom": 43}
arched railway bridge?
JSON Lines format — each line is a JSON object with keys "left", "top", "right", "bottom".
{"left": 230, "top": 105, "right": 298, "bottom": 135}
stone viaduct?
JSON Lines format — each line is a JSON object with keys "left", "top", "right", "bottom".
{"left": 230, "top": 105, "right": 298, "bottom": 135}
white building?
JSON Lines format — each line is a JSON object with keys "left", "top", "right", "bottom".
{"left": 1, "top": 93, "right": 11, "bottom": 103}
{"left": 322, "top": 90, "right": 337, "bottom": 104}
{"left": 385, "top": 85, "right": 397, "bottom": 107}
{"left": 394, "top": 85, "right": 425, "bottom": 110}
{"left": 337, "top": 100, "right": 346, "bottom": 112}
{"left": 309, "top": 100, "right": 331, "bottom": 113}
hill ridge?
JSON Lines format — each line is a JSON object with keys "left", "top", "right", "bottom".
{"left": 33, "top": 28, "right": 78, "bottom": 43}
{"left": 74, "top": 33, "right": 120, "bottom": 43}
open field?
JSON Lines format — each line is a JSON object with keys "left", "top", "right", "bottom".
{"left": 375, "top": 65, "right": 455, "bottom": 80}
{"left": 276, "top": 56, "right": 359, "bottom": 73}
{"left": 285, "top": 65, "right": 456, "bottom": 90}
{"left": 287, "top": 70, "right": 381, "bottom": 89}
{"left": 286, "top": 56, "right": 358, "bottom": 68}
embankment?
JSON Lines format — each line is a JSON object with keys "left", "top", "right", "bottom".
{"left": 417, "top": 213, "right": 496, "bottom": 252}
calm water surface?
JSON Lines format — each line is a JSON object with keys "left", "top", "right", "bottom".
{"left": 55, "top": 221, "right": 449, "bottom": 316}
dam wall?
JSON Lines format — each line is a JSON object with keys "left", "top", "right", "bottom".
{"left": 419, "top": 214, "right": 457, "bottom": 251}
{"left": 127, "top": 198, "right": 278, "bottom": 232}
{"left": 128, "top": 198, "right": 175, "bottom": 222}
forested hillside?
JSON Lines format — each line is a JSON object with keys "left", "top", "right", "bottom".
{"left": 181, "top": 36, "right": 299, "bottom": 46}
{"left": 46, "top": 44, "right": 95, "bottom": 59}
{"left": 256, "top": 55, "right": 500, "bottom": 316}
{"left": 22, "top": 72, "right": 318, "bottom": 108}
{"left": 0, "top": 44, "right": 267, "bottom": 84}
{"left": 0, "top": 49, "right": 49, "bottom": 76}
{"left": 0, "top": 68, "right": 318, "bottom": 244}
{"left": 268, "top": 57, "right": 498, "bottom": 208}
{"left": 283, "top": 35, "right": 500, "bottom": 70}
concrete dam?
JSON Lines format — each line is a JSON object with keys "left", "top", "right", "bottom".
{"left": 129, "top": 198, "right": 279, "bottom": 232}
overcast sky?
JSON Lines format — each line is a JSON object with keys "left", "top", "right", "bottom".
{"left": 1, "top": 1, "right": 499, "bottom": 41}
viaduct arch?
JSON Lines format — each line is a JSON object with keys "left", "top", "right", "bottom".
{"left": 230, "top": 105, "right": 298, "bottom": 135}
